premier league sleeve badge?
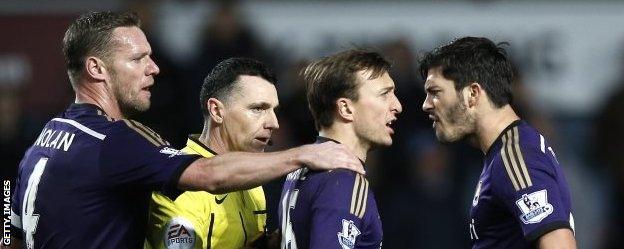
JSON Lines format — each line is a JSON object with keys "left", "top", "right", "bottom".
{"left": 515, "top": 189, "right": 554, "bottom": 224}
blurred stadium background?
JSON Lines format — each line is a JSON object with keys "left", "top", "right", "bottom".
{"left": 2, "top": 0, "right": 623, "bottom": 248}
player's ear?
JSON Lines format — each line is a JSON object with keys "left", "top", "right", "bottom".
{"left": 467, "top": 82, "right": 481, "bottom": 108}
{"left": 207, "top": 98, "right": 225, "bottom": 124}
{"left": 85, "top": 56, "right": 107, "bottom": 82}
{"left": 336, "top": 98, "right": 354, "bottom": 122}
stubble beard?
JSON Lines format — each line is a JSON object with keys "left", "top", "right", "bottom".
{"left": 437, "top": 99, "right": 475, "bottom": 144}
{"left": 356, "top": 122, "right": 391, "bottom": 153}
{"left": 110, "top": 70, "right": 150, "bottom": 118}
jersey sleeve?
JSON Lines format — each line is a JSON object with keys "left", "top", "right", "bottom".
{"left": 308, "top": 170, "right": 382, "bottom": 249}
{"left": 99, "top": 120, "right": 200, "bottom": 198}
{"left": 247, "top": 186, "right": 268, "bottom": 233}
{"left": 493, "top": 134, "right": 573, "bottom": 242}
{"left": 145, "top": 192, "right": 210, "bottom": 249}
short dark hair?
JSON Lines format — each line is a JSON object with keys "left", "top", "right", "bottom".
{"left": 63, "top": 11, "right": 140, "bottom": 86}
{"left": 303, "top": 49, "right": 391, "bottom": 131}
{"left": 419, "top": 37, "right": 514, "bottom": 107}
{"left": 200, "top": 58, "right": 277, "bottom": 117}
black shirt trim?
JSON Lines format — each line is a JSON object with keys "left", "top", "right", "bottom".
{"left": 253, "top": 210, "right": 268, "bottom": 214}
{"left": 162, "top": 154, "right": 202, "bottom": 199}
{"left": 70, "top": 103, "right": 106, "bottom": 113}
{"left": 485, "top": 119, "right": 523, "bottom": 157}
{"left": 315, "top": 136, "right": 365, "bottom": 166}
{"left": 187, "top": 134, "right": 219, "bottom": 155}
{"left": 526, "top": 220, "right": 573, "bottom": 242}
{"left": 315, "top": 136, "right": 341, "bottom": 144}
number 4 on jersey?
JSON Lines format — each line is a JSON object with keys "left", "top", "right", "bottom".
{"left": 22, "top": 157, "right": 49, "bottom": 249}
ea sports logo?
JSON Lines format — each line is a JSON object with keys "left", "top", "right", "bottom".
{"left": 168, "top": 224, "right": 191, "bottom": 240}
{"left": 164, "top": 217, "right": 196, "bottom": 249}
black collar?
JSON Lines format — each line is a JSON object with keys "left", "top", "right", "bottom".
{"left": 314, "top": 136, "right": 365, "bottom": 165}
{"left": 70, "top": 103, "right": 106, "bottom": 113}
{"left": 188, "top": 134, "right": 219, "bottom": 155}
{"left": 315, "top": 136, "right": 341, "bottom": 144}
{"left": 485, "top": 119, "right": 523, "bottom": 157}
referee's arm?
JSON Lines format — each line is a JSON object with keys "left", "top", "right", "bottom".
{"left": 178, "top": 141, "right": 364, "bottom": 194}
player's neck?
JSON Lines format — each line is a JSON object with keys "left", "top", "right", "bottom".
{"left": 203, "top": 124, "right": 228, "bottom": 155}
{"left": 476, "top": 104, "right": 519, "bottom": 154}
{"left": 74, "top": 80, "right": 125, "bottom": 120}
{"left": 319, "top": 125, "right": 368, "bottom": 162}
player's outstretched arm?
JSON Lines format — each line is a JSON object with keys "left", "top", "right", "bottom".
{"left": 178, "top": 142, "right": 364, "bottom": 194}
{"left": 537, "top": 228, "right": 576, "bottom": 249}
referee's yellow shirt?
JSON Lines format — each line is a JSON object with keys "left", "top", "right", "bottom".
{"left": 145, "top": 135, "right": 267, "bottom": 249}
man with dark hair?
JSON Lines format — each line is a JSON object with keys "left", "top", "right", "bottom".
{"left": 7, "top": 11, "right": 362, "bottom": 248}
{"left": 279, "top": 49, "right": 402, "bottom": 249}
{"left": 145, "top": 58, "right": 279, "bottom": 249}
{"left": 420, "top": 37, "right": 576, "bottom": 248}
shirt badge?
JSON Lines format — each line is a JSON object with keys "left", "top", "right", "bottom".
{"left": 164, "top": 217, "right": 196, "bottom": 249}
{"left": 337, "top": 219, "right": 361, "bottom": 249}
{"left": 515, "top": 189, "right": 554, "bottom": 224}
{"left": 160, "top": 147, "right": 184, "bottom": 158}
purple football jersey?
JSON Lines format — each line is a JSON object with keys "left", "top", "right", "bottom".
{"left": 469, "top": 120, "right": 574, "bottom": 248}
{"left": 279, "top": 137, "right": 383, "bottom": 249}
{"left": 10, "top": 103, "right": 200, "bottom": 248}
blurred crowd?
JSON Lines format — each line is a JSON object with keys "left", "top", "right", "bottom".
{"left": 2, "top": 1, "right": 623, "bottom": 248}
